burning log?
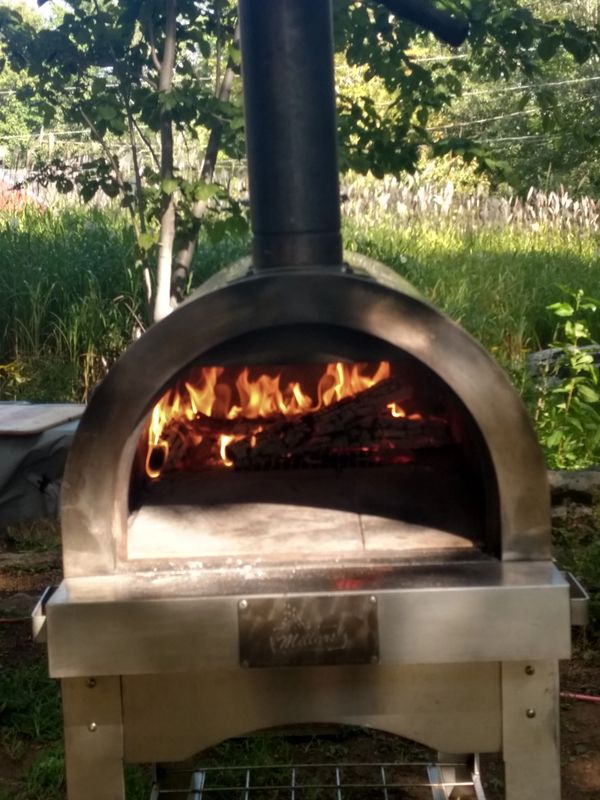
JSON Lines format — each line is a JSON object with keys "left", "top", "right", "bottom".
{"left": 226, "top": 378, "right": 450, "bottom": 469}
{"left": 147, "top": 375, "right": 451, "bottom": 475}
{"left": 227, "top": 415, "right": 450, "bottom": 469}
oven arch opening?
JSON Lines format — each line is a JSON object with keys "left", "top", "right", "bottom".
{"left": 126, "top": 326, "right": 500, "bottom": 567}
{"left": 59, "top": 261, "right": 550, "bottom": 578}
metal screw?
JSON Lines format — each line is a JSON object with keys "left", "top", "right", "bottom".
{"left": 526, "top": 709, "right": 536, "bottom": 719}
{"left": 525, "top": 665, "right": 535, "bottom": 676}
{"left": 86, "top": 678, "right": 97, "bottom": 689}
{"left": 88, "top": 722, "right": 97, "bottom": 732}
{"left": 369, "top": 595, "right": 377, "bottom": 605}
{"left": 239, "top": 599, "right": 248, "bottom": 610}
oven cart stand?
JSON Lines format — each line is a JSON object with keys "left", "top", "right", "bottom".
{"left": 34, "top": 1, "right": 588, "bottom": 799}
{"left": 55, "top": 660, "right": 564, "bottom": 800}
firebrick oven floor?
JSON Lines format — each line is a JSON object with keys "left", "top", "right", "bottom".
{"left": 127, "top": 503, "right": 475, "bottom": 561}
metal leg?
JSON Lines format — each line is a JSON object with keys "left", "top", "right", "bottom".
{"left": 61, "top": 676, "right": 125, "bottom": 800}
{"left": 429, "top": 754, "right": 479, "bottom": 799}
{"left": 502, "top": 661, "right": 561, "bottom": 800}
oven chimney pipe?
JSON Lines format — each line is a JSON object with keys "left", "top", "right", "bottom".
{"left": 238, "top": 0, "right": 343, "bottom": 270}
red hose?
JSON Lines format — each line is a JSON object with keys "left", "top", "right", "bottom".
{"left": 561, "top": 691, "right": 600, "bottom": 704}
{"left": 0, "top": 617, "right": 30, "bottom": 624}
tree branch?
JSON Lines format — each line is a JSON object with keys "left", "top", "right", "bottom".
{"left": 132, "top": 117, "right": 160, "bottom": 169}
{"left": 147, "top": 15, "right": 163, "bottom": 73}
{"left": 171, "top": 22, "right": 240, "bottom": 302}
{"left": 126, "top": 101, "right": 147, "bottom": 235}
{"left": 79, "top": 106, "right": 139, "bottom": 237}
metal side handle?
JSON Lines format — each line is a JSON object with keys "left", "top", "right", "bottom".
{"left": 563, "top": 571, "right": 589, "bottom": 627}
{"left": 31, "top": 585, "right": 57, "bottom": 643}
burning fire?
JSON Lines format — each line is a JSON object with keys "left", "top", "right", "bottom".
{"left": 145, "top": 361, "right": 405, "bottom": 478}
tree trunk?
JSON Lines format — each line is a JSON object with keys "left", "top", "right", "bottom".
{"left": 153, "top": 0, "right": 178, "bottom": 322}
{"left": 171, "top": 24, "right": 240, "bottom": 303}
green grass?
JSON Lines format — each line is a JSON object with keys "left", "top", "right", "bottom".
{"left": 0, "top": 661, "right": 151, "bottom": 800}
{"left": 0, "top": 208, "right": 141, "bottom": 401}
{"left": 2, "top": 207, "right": 598, "bottom": 404}
{"left": 345, "top": 220, "right": 600, "bottom": 365}
{"left": 0, "top": 208, "right": 249, "bottom": 401}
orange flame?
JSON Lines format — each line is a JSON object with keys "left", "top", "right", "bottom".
{"left": 145, "top": 361, "right": 405, "bottom": 478}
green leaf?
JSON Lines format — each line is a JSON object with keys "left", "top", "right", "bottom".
{"left": 161, "top": 178, "right": 179, "bottom": 195}
{"left": 547, "top": 302, "right": 573, "bottom": 318}
{"left": 193, "top": 182, "right": 220, "bottom": 202}
{"left": 158, "top": 91, "right": 177, "bottom": 111}
{"left": 137, "top": 231, "right": 157, "bottom": 251}
{"left": 107, "top": 116, "right": 126, "bottom": 135}
{"left": 97, "top": 104, "right": 117, "bottom": 121}
{"left": 79, "top": 182, "right": 98, "bottom": 203}
{"left": 537, "top": 36, "right": 560, "bottom": 61}
{"left": 228, "top": 44, "right": 241, "bottom": 66}
{"left": 101, "top": 180, "right": 119, "bottom": 198}
{"left": 224, "top": 214, "right": 249, "bottom": 237}
{"left": 578, "top": 385, "right": 600, "bottom": 404}
{"left": 199, "top": 39, "right": 211, "bottom": 59}
{"left": 563, "top": 37, "right": 592, "bottom": 65}
{"left": 230, "top": 114, "right": 245, "bottom": 131}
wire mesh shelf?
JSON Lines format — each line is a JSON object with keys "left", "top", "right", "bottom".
{"left": 151, "top": 760, "right": 487, "bottom": 800}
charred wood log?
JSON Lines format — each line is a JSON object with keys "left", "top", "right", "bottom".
{"left": 148, "top": 377, "right": 450, "bottom": 474}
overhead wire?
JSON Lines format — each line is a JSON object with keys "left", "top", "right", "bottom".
{"left": 427, "top": 92, "right": 600, "bottom": 132}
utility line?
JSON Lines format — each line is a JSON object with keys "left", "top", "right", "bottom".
{"left": 463, "top": 73, "right": 600, "bottom": 97}
{"left": 428, "top": 108, "right": 538, "bottom": 130}
{"left": 428, "top": 92, "right": 600, "bottom": 130}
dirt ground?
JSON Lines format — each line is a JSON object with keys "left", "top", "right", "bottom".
{"left": 0, "top": 525, "right": 598, "bottom": 799}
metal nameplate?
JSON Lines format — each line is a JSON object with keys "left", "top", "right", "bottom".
{"left": 238, "top": 594, "right": 379, "bottom": 668}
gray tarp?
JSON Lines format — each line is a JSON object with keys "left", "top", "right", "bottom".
{"left": 0, "top": 411, "right": 80, "bottom": 527}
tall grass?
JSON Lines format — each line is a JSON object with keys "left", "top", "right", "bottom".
{"left": 1, "top": 182, "right": 599, "bottom": 401}
{"left": 343, "top": 176, "right": 600, "bottom": 362}
{"left": 0, "top": 206, "right": 249, "bottom": 400}
{"left": 0, "top": 208, "right": 142, "bottom": 400}
{"left": 345, "top": 220, "right": 600, "bottom": 363}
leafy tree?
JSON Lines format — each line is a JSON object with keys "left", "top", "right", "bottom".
{"left": 1, "top": 0, "right": 599, "bottom": 320}
{"left": 0, "top": 1, "right": 46, "bottom": 149}
{"left": 428, "top": 1, "right": 600, "bottom": 192}
{"left": 1, "top": 0, "right": 246, "bottom": 321}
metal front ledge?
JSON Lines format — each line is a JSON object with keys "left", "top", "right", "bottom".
{"left": 563, "top": 570, "right": 590, "bottom": 626}
{"left": 45, "top": 561, "right": 571, "bottom": 678}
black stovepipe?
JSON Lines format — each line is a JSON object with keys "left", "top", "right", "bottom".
{"left": 238, "top": 0, "right": 343, "bottom": 270}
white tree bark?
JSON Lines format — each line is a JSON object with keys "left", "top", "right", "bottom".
{"left": 153, "top": 0, "right": 178, "bottom": 322}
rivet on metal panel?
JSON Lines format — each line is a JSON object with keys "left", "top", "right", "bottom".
{"left": 88, "top": 722, "right": 97, "bottom": 732}
{"left": 526, "top": 708, "right": 536, "bottom": 719}
{"left": 525, "top": 665, "right": 535, "bottom": 676}
{"left": 369, "top": 595, "right": 377, "bottom": 605}
{"left": 86, "top": 678, "right": 97, "bottom": 688}
{"left": 239, "top": 599, "right": 248, "bottom": 610}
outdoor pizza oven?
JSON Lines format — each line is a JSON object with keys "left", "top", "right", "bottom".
{"left": 35, "top": 1, "right": 577, "bottom": 799}
{"left": 61, "top": 255, "right": 547, "bottom": 576}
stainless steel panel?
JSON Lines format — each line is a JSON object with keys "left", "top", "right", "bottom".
{"left": 61, "top": 676, "right": 125, "bottom": 800}
{"left": 501, "top": 661, "right": 561, "bottom": 800}
{"left": 121, "top": 663, "right": 502, "bottom": 762}
{"left": 45, "top": 563, "right": 570, "bottom": 678}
